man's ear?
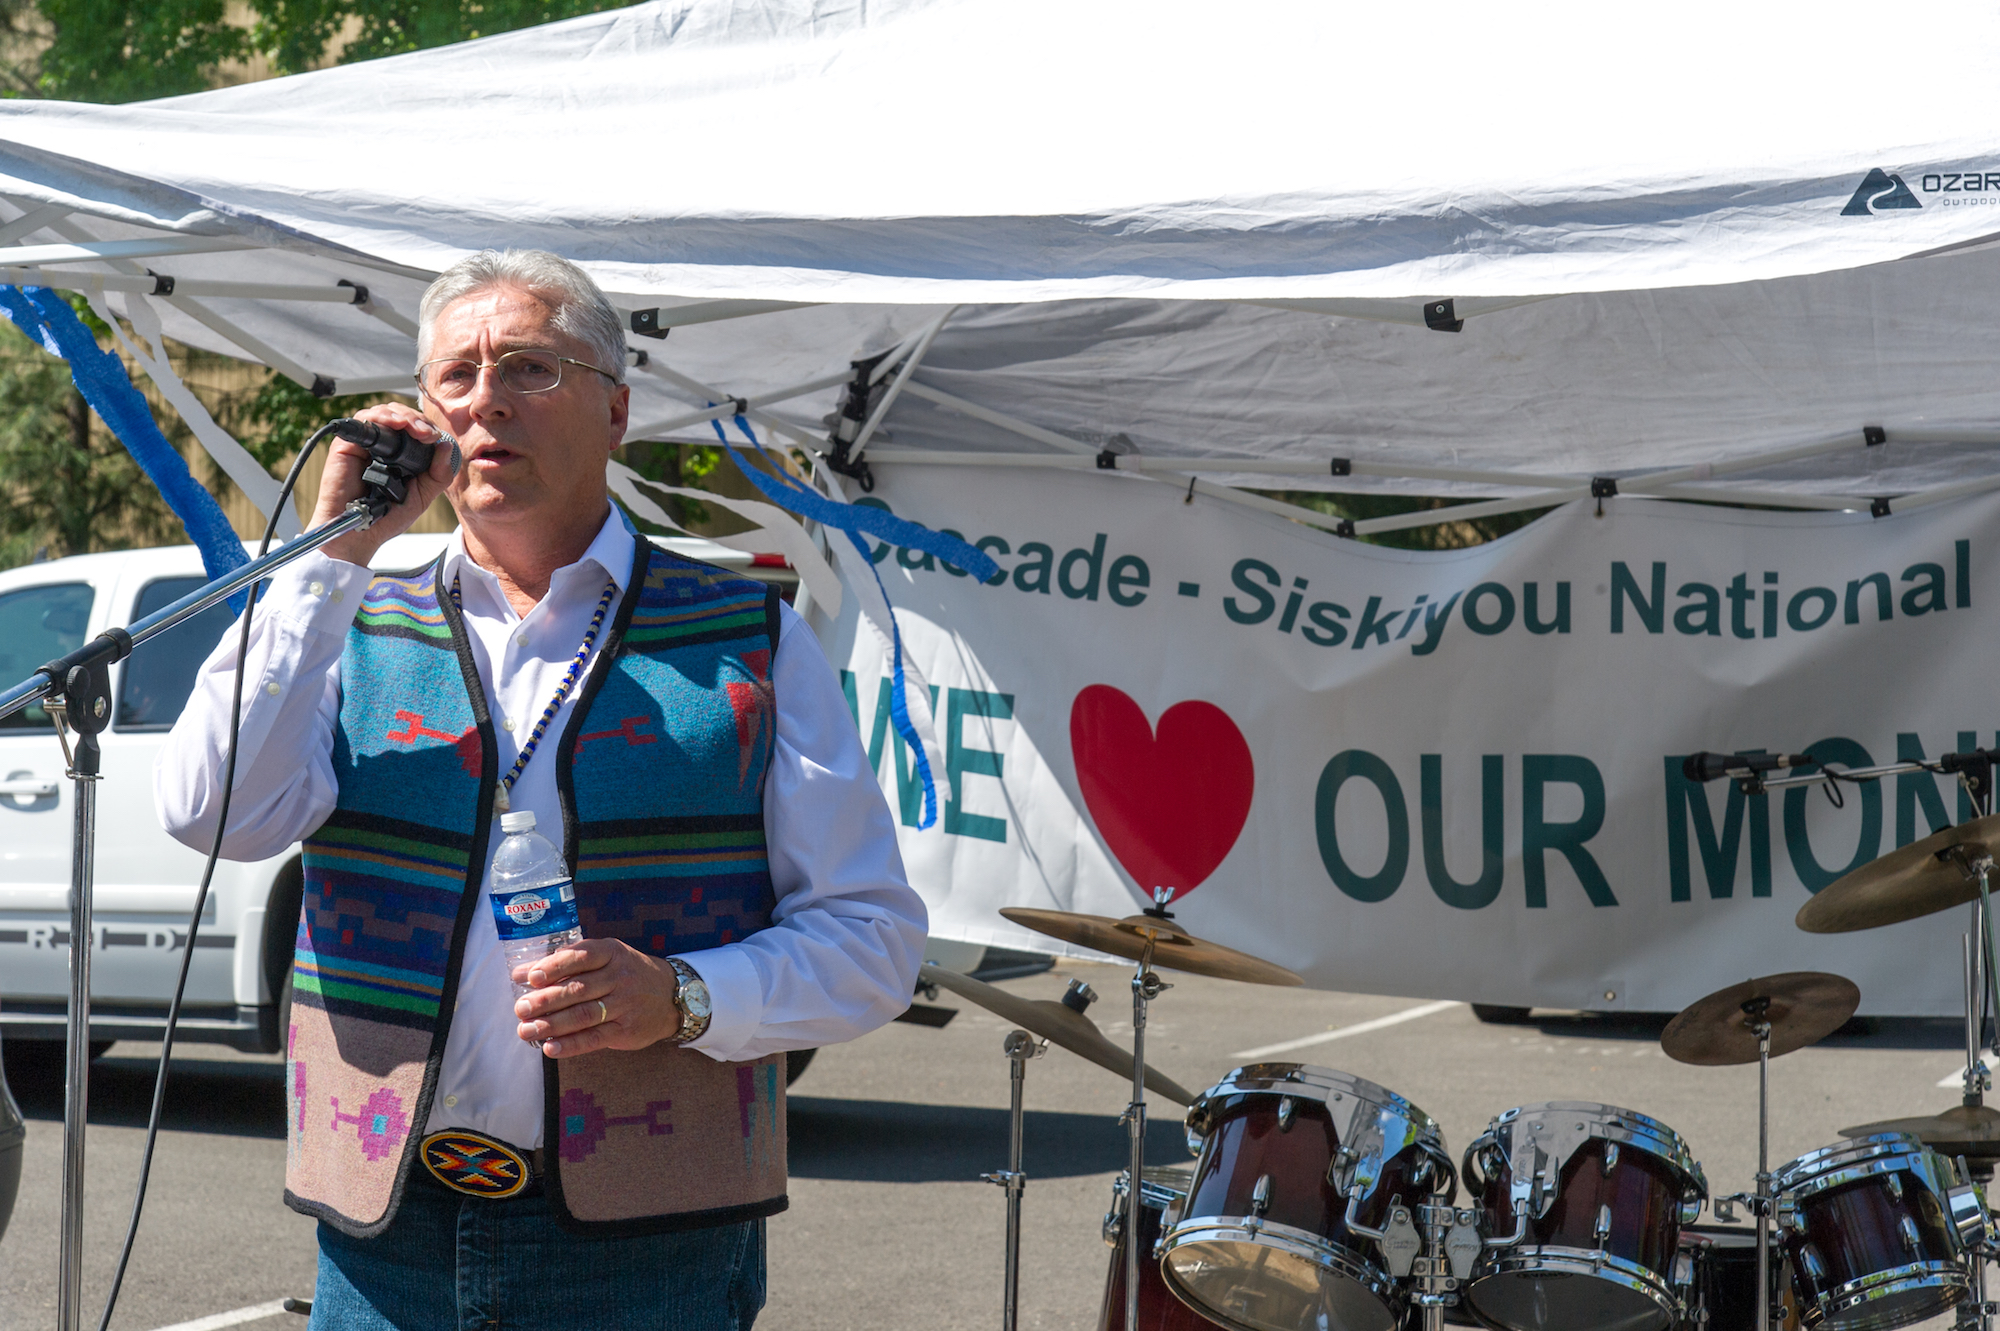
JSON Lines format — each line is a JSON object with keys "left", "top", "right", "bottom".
{"left": 606, "top": 381, "right": 630, "bottom": 452}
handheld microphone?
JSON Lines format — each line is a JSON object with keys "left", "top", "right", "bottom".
{"left": 1681, "top": 751, "right": 1816, "bottom": 783}
{"left": 329, "top": 418, "right": 460, "bottom": 507}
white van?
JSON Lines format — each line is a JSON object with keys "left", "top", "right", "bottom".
{"left": 0, "top": 533, "right": 800, "bottom": 1058}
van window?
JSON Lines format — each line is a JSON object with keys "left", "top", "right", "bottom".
{"left": 0, "top": 582, "right": 95, "bottom": 730}
{"left": 116, "top": 578, "right": 237, "bottom": 732}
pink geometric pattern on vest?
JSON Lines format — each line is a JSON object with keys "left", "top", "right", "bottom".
{"left": 559, "top": 1087, "right": 674, "bottom": 1163}
{"left": 330, "top": 1087, "right": 410, "bottom": 1162}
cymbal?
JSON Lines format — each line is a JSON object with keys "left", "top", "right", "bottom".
{"left": 1661, "top": 972, "right": 1860, "bottom": 1066}
{"left": 998, "top": 908, "right": 1303, "bottom": 987}
{"left": 1797, "top": 814, "right": 2000, "bottom": 934}
{"left": 1840, "top": 1103, "right": 2000, "bottom": 1159}
{"left": 919, "top": 964, "right": 1194, "bottom": 1105}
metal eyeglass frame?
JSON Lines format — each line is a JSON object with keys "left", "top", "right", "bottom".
{"left": 414, "top": 348, "right": 621, "bottom": 401}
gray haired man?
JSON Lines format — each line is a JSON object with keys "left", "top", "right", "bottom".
{"left": 158, "top": 250, "right": 925, "bottom": 1329}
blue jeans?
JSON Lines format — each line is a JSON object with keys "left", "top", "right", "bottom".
{"left": 309, "top": 1174, "right": 766, "bottom": 1331}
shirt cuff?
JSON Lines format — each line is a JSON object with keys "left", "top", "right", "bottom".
{"left": 264, "top": 551, "right": 373, "bottom": 637}
{"left": 672, "top": 946, "right": 762, "bottom": 1063}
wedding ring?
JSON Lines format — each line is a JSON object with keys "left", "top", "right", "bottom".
{"left": 595, "top": 999, "right": 609, "bottom": 1025}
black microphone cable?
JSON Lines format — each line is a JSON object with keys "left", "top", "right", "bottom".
{"left": 95, "top": 420, "right": 349, "bottom": 1331}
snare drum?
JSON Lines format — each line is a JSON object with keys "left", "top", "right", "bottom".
{"left": 1100, "top": 1166, "right": 1222, "bottom": 1331}
{"left": 1161, "top": 1064, "right": 1456, "bottom": 1331}
{"left": 1462, "top": 1102, "right": 1707, "bottom": 1331}
{"left": 1772, "top": 1133, "right": 1987, "bottom": 1331}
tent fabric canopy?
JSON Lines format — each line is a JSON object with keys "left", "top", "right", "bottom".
{"left": 0, "top": 0, "right": 1993, "bottom": 509}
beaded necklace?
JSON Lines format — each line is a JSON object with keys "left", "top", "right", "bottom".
{"left": 451, "top": 572, "right": 619, "bottom": 814}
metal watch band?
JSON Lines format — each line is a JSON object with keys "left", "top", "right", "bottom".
{"left": 666, "top": 957, "right": 711, "bottom": 1044}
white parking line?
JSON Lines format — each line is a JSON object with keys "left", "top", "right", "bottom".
{"left": 146, "top": 1299, "right": 293, "bottom": 1331}
{"left": 1232, "top": 1000, "right": 1462, "bottom": 1060}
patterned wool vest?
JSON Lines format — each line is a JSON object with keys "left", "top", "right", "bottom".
{"left": 289, "top": 539, "right": 785, "bottom": 1237}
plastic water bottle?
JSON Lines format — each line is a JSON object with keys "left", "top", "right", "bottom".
{"left": 488, "top": 810, "right": 583, "bottom": 1022}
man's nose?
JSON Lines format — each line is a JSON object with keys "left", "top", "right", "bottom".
{"left": 462, "top": 362, "right": 512, "bottom": 418}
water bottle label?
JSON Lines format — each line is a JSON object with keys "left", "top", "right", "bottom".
{"left": 489, "top": 879, "right": 580, "bottom": 942}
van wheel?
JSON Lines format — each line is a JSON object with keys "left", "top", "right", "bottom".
{"left": 784, "top": 1048, "right": 816, "bottom": 1086}
{"left": 1471, "top": 1005, "right": 1532, "bottom": 1024}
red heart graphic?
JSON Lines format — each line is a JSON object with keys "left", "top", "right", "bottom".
{"left": 1069, "top": 684, "right": 1255, "bottom": 903}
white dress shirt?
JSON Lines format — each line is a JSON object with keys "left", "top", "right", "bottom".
{"left": 156, "top": 509, "right": 925, "bottom": 1149}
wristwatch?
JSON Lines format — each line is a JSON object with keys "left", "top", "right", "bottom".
{"left": 666, "top": 958, "right": 712, "bottom": 1045}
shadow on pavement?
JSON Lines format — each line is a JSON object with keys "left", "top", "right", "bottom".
{"left": 8, "top": 1052, "right": 285, "bottom": 1139}
{"left": 1515, "top": 1011, "right": 1964, "bottom": 1051}
{"left": 788, "top": 1097, "right": 1187, "bottom": 1183}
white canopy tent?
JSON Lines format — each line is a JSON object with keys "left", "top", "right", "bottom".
{"left": 0, "top": 0, "right": 1991, "bottom": 541}
{"left": 8, "top": 0, "right": 2000, "bottom": 994}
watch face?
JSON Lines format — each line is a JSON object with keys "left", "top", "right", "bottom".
{"left": 683, "top": 978, "right": 712, "bottom": 1020}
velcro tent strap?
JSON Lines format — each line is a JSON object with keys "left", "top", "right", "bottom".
{"left": 0, "top": 285, "right": 249, "bottom": 595}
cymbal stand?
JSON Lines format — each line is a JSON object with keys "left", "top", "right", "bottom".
{"left": 982, "top": 1029, "right": 1042, "bottom": 1331}
{"left": 1124, "top": 891, "right": 1174, "bottom": 1331}
{"left": 1741, "top": 995, "right": 1774, "bottom": 1331}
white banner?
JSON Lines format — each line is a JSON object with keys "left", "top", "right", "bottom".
{"left": 813, "top": 468, "right": 2000, "bottom": 1016}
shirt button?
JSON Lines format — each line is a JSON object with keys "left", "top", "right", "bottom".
{"left": 517, "top": 634, "right": 529, "bottom": 647}
{"left": 444, "top": 1095, "right": 458, "bottom": 1108}
{"left": 309, "top": 581, "right": 324, "bottom": 596}
{"left": 264, "top": 681, "right": 281, "bottom": 696}
{"left": 330, "top": 589, "right": 343, "bottom": 603}
{"left": 503, "top": 718, "right": 516, "bottom": 731}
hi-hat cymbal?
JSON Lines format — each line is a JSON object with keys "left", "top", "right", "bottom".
{"left": 998, "top": 907, "right": 1303, "bottom": 987}
{"left": 1797, "top": 814, "right": 2000, "bottom": 934}
{"left": 1661, "top": 972, "right": 1861, "bottom": 1066}
{"left": 1839, "top": 1103, "right": 2000, "bottom": 1159}
{"left": 919, "top": 964, "right": 1194, "bottom": 1105}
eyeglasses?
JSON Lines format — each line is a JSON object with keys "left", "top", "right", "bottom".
{"left": 415, "top": 349, "right": 619, "bottom": 402}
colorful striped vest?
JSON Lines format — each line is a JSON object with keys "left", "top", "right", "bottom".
{"left": 287, "top": 540, "right": 786, "bottom": 1237}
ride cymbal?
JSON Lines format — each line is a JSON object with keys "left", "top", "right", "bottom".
{"left": 1797, "top": 814, "right": 2000, "bottom": 934}
{"left": 918, "top": 964, "right": 1195, "bottom": 1105}
{"left": 998, "top": 908, "right": 1303, "bottom": 987}
{"left": 1661, "top": 972, "right": 1860, "bottom": 1066}
{"left": 1839, "top": 1103, "right": 2000, "bottom": 1159}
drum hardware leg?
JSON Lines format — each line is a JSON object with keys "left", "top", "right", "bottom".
{"left": 981, "top": 1029, "right": 1041, "bottom": 1331}
{"left": 1125, "top": 924, "right": 1167, "bottom": 1331}
{"left": 1739, "top": 996, "right": 1775, "bottom": 1331}
{"left": 1967, "top": 929, "right": 1992, "bottom": 1108}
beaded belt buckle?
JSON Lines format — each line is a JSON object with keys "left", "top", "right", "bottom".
{"left": 421, "top": 1129, "right": 533, "bottom": 1199}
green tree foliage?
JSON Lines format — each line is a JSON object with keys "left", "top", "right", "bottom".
{"left": 0, "top": 320, "right": 177, "bottom": 563}
{"left": 35, "top": 0, "right": 246, "bottom": 102}
{"left": 1261, "top": 490, "right": 1550, "bottom": 551}
{"left": 253, "top": 1, "right": 622, "bottom": 76}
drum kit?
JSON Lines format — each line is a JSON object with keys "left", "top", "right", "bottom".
{"left": 923, "top": 754, "right": 2000, "bottom": 1331}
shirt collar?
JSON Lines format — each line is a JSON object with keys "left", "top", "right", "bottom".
{"left": 442, "top": 506, "right": 638, "bottom": 606}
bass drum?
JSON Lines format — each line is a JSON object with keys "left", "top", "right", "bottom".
{"left": 1772, "top": 1134, "right": 1987, "bottom": 1331}
{"left": 1100, "top": 1165, "right": 1226, "bottom": 1331}
{"left": 1462, "top": 1101, "right": 1707, "bottom": 1331}
{"left": 1161, "top": 1064, "right": 1456, "bottom": 1331}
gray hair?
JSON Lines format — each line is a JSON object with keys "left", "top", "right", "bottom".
{"left": 417, "top": 249, "right": 626, "bottom": 383}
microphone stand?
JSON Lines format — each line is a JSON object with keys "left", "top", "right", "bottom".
{"left": 1, "top": 495, "right": 387, "bottom": 1331}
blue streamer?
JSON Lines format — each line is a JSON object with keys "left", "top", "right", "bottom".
{"left": 706, "top": 412, "right": 994, "bottom": 831}
{"left": 0, "top": 286, "right": 249, "bottom": 603}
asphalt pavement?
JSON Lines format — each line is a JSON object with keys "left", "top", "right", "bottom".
{"left": 0, "top": 962, "right": 1986, "bottom": 1331}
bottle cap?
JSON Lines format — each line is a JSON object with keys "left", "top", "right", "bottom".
{"left": 500, "top": 810, "right": 537, "bottom": 834}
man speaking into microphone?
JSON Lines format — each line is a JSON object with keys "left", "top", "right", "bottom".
{"left": 157, "top": 250, "right": 925, "bottom": 1329}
